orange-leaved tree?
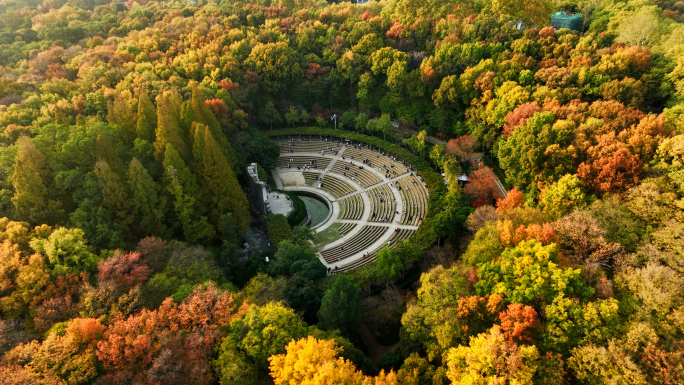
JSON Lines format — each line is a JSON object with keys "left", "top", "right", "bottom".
{"left": 498, "top": 303, "right": 540, "bottom": 344}
{"left": 96, "top": 284, "right": 246, "bottom": 384}
{"left": 496, "top": 186, "right": 524, "bottom": 213}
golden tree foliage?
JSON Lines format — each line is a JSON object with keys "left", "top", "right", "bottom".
{"left": 269, "top": 336, "right": 404, "bottom": 385}
{"left": 269, "top": 336, "right": 366, "bottom": 385}
{"left": 446, "top": 326, "right": 540, "bottom": 385}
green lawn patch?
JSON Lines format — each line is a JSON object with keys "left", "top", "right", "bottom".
{"left": 313, "top": 222, "right": 343, "bottom": 246}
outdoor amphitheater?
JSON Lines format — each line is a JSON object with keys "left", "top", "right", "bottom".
{"left": 270, "top": 137, "right": 429, "bottom": 273}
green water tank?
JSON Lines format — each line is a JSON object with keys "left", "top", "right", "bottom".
{"left": 551, "top": 12, "right": 582, "bottom": 31}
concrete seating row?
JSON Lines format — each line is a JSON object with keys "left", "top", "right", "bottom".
{"left": 348, "top": 147, "right": 408, "bottom": 176}
{"left": 301, "top": 172, "right": 355, "bottom": 198}
{"left": 339, "top": 194, "right": 363, "bottom": 220}
{"left": 338, "top": 223, "right": 356, "bottom": 235}
{"left": 321, "top": 174, "right": 355, "bottom": 198}
{"left": 322, "top": 225, "right": 388, "bottom": 264}
{"left": 303, "top": 171, "right": 319, "bottom": 182}
{"left": 330, "top": 162, "right": 382, "bottom": 188}
{"left": 336, "top": 228, "right": 415, "bottom": 272}
{"left": 368, "top": 184, "right": 395, "bottom": 223}
{"left": 397, "top": 176, "right": 428, "bottom": 226}
{"left": 276, "top": 155, "right": 331, "bottom": 169}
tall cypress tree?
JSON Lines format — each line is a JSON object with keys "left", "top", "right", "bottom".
{"left": 190, "top": 121, "right": 206, "bottom": 176}
{"left": 128, "top": 157, "right": 166, "bottom": 237}
{"left": 183, "top": 82, "right": 222, "bottom": 138}
{"left": 136, "top": 91, "right": 157, "bottom": 143}
{"left": 200, "top": 126, "right": 249, "bottom": 233}
{"left": 95, "top": 135, "right": 124, "bottom": 173}
{"left": 94, "top": 160, "right": 131, "bottom": 230}
{"left": 107, "top": 92, "right": 137, "bottom": 145}
{"left": 154, "top": 90, "right": 188, "bottom": 162}
{"left": 184, "top": 82, "right": 240, "bottom": 173}
{"left": 163, "top": 143, "right": 201, "bottom": 200}
{"left": 163, "top": 144, "right": 214, "bottom": 243}
{"left": 12, "top": 136, "right": 62, "bottom": 224}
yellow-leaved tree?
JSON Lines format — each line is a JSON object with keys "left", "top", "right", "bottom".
{"left": 269, "top": 336, "right": 365, "bottom": 385}
{"left": 269, "top": 336, "right": 405, "bottom": 385}
{"left": 446, "top": 326, "right": 540, "bottom": 385}
{"left": 490, "top": 0, "right": 553, "bottom": 28}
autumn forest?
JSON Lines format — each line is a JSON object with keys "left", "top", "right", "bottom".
{"left": 0, "top": 0, "right": 683, "bottom": 384}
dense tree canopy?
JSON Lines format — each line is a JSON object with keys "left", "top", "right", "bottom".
{"left": 0, "top": 0, "right": 683, "bottom": 383}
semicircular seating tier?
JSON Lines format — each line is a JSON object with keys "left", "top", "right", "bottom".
{"left": 271, "top": 137, "right": 429, "bottom": 272}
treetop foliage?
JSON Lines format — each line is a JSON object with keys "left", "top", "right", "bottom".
{"left": 0, "top": 0, "right": 684, "bottom": 383}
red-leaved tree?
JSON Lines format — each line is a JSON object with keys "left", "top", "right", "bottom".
{"left": 446, "top": 135, "right": 476, "bottom": 162}
{"left": 513, "top": 223, "right": 556, "bottom": 246}
{"left": 205, "top": 98, "right": 233, "bottom": 130}
{"left": 219, "top": 79, "right": 239, "bottom": 92}
{"left": 97, "top": 251, "right": 151, "bottom": 289}
{"left": 503, "top": 103, "right": 541, "bottom": 138}
{"left": 305, "top": 63, "right": 325, "bottom": 80}
{"left": 464, "top": 167, "right": 499, "bottom": 204}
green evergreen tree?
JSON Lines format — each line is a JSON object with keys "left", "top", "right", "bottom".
{"left": 377, "top": 113, "right": 393, "bottom": 141}
{"left": 95, "top": 135, "right": 124, "bottom": 173}
{"left": 300, "top": 108, "right": 310, "bottom": 126}
{"left": 376, "top": 247, "right": 404, "bottom": 283}
{"left": 317, "top": 275, "right": 361, "bottom": 336}
{"left": 163, "top": 143, "right": 201, "bottom": 200}
{"left": 54, "top": 107, "right": 69, "bottom": 126}
{"left": 107, "top": 92, "right": 136, "bottom": 145}
{"left": 191, "top": 121, "right": 206, "bottom": 176}
{"left": 94, "top": 160, "right": 132, "bottom": 230}
{"left": 128, "top": 157, "right": 166, "bottom": 237}
{"left": 185, "top": 87, "right": 240, "bottom": 176}
{"left": 154, "top": 90, "right": 188, "bottom": 162}
{"left": 259, "top": 101, "right": 282, "bottom": 129}
{"left": 285, "top": 105, "right": 299, "bottom": 128}
{"left": 163, "top": 144, "right": 214, "bottom": 243}
{"left": 200, "top": 126, "right": 249, "bottom": 233}
{"left": 183, "top": 82, "right": 223, "bottom": 137}
{"left": 136, "top": 91, "right": 157, "bottom": 142}
{"left": 11, "top": 136, "right": 62, "bottom": 225}
{"left": 355, "top": 112, "right": 369, "bottom": 134}
{"left": 339, "top": 110, "right": 357, "bottom": 130}
{"left": 219, "top": 212, "right": 240, "bottom": 277}
{"left": 183, "top": 82, "right": 235, "bottom": 155}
